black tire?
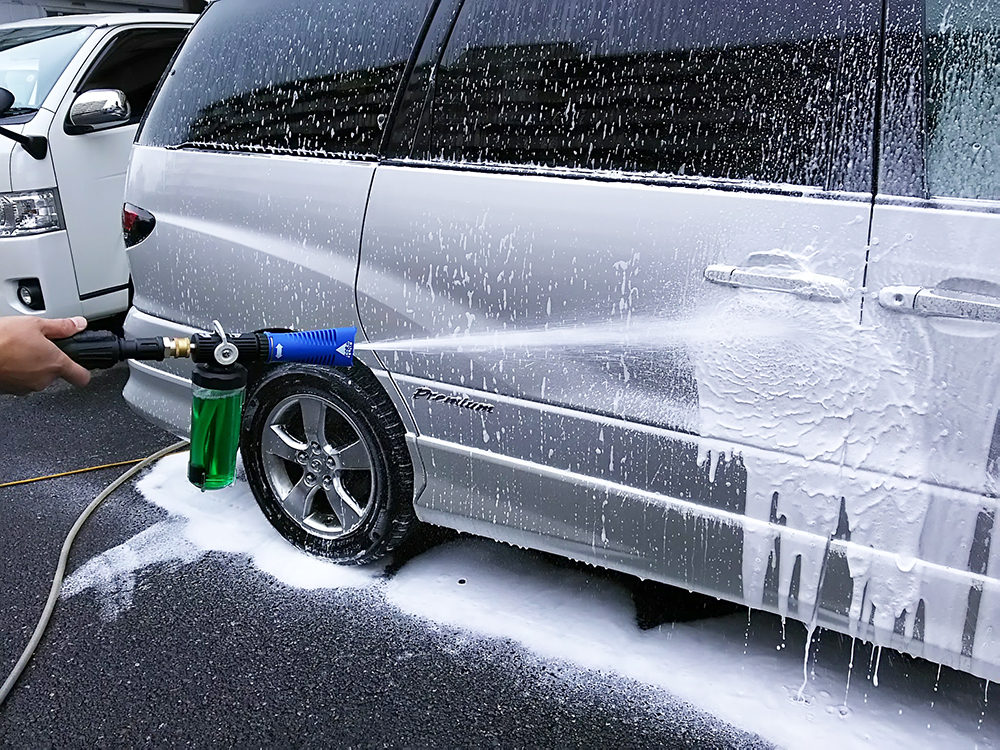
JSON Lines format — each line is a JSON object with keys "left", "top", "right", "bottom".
{"left": 240, "top": 363, "right": 415, "bottom": 564}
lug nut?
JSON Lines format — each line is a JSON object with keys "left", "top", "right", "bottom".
{"left": 297, "top": 451, "right": 308, "bottom": 464}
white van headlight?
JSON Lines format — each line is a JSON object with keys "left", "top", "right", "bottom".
{"left": 0, "top": 189, "right": 63, "bottom": 236}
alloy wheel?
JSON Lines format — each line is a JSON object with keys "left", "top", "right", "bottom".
{"left": 260, "top": 393, "right": 374, "bottom": 539}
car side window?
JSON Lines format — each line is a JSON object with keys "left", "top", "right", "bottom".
{"left": 413, "top": 0, "right": 878, "bottom": 190}
{"left": 925, "top": 0, "right": 1000, "bottom": 200}
{"left": 138, "top": 0, "right": 432, "bottom": 158}
{"left": 74, "top": 28, "right": 187, "bottom": 126}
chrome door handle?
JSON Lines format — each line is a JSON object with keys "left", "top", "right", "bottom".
{"left": 878, "top": 285, "right": 1000, "bottom": 323}
{"left": 704, "top": 264, "right": 852, "bottom": 302}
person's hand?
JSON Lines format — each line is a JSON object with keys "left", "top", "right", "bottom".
{"left": 0, "top": 316, "right": 91, "bottom": 395}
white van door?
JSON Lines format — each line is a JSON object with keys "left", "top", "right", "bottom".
{"left": 45, "top": 24, "right": 187, "bottom": 317}
{"left": 863, "top": 0, "right": 1000, "bottom": 684}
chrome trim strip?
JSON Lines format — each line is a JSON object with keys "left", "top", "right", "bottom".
{"left": 380, "top": 158, "right": 872, "bottom": 202}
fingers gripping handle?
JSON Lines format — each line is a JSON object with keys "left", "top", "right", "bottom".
{"left": 264, "top": 327, "right": 356, "bottom": 367}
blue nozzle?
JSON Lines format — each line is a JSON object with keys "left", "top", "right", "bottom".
{"left": 264, "top": 327, "right": 356, "bottom": 367}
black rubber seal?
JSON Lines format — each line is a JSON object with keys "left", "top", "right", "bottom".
{"left": 192, "top": 363, "right": 247, "bottom": 391}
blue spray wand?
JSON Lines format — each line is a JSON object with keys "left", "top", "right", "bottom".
{"left": 54, "top": 324, "right": 357, "bottom": 369}
{"left": 56, "top": 322, "right": 358, "bottom": 489}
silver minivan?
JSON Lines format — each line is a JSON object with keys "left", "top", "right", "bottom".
{"left": 122, "top": 0, "right": 1000, "bottom": 684}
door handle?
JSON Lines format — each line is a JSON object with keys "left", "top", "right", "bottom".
{"left": 878, "top": 285, "right": 1000, "bottom": 323}
{"left": 704, "top": 264, "right": 852, "bottom": 302}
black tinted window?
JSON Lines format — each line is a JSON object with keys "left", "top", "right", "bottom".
{"left": 139, "top": 0, "right": 432, "bottom": 158}
{"left": 415, "top": 0, "right": 878, "bottom": 188}
{"left": 925, "top": 0, "right": 1000, "bottom": 200}
{"left": 77, "top": 28, "right": 187, "bottom": 125}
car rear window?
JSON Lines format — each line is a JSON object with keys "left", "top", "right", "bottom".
{"left": 138, "top": 0, "right": 433, "bottom": 159}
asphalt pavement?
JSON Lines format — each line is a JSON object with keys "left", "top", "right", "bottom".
{"left": 0, "top": 365, "right": 769, "bottom": 748}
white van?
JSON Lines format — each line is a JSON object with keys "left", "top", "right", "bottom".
{"left": 0, "top": 14, "right": 192, "bottom": 321}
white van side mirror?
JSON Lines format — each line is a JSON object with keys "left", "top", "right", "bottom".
{"left": 67, "top": 89, "right": 131, "bottom": 133}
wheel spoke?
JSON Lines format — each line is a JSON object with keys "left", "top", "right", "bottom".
{"left": 264, "top": 425, "right": 304, "bottom": 463}
{"left": 279, "top": 475, "right": 315, "bottom": 522}
{"left": 327, "top": 484, "right": 364, "bottom": 530}
{"left": 300, "top": 398, "right": 328, "bottom": 448}
{"left": 332, "top": 439, "right": 371, "bottom": 472}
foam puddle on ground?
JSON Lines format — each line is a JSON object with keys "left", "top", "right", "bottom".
{"left": 61, "top": 452, "right": 378, "bottom": 605}
{"left": 62, "top": 453, "right": 998, "bottom": 749}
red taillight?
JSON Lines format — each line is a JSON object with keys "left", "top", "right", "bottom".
{"left": 122, "top": 202, "right": 155, "bottom": 248}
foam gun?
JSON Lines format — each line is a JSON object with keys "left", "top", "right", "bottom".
{"left": 56, "top": 321, "right": 357, "bottom": 490}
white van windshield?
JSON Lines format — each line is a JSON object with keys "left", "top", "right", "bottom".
{"left": 0, "top": 25, "right": 93, "bottom": 116}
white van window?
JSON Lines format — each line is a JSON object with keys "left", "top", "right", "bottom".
{"left": 0, "top": 25, "right": 92, "bottom": 114}
{"left": 138, "top": 0, "right": 432, "bottom": 158}
{"left": 414, "top": 0, "right": 879, "bottom": 190}
{"left": 925, "top": 0, "right": 1000, "bottom": 200}
{"left": 74, "top": 28, "right": 188, "bottom": 127}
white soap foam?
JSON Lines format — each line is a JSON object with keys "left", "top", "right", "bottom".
{"left": 62, "top": 452, "right": 377, "bottom": 619}
{"left": 60, "top": 454, "right": 998, "bottom": 749}
{"left": 690, "top": 285, "right": 998, "bottom": 666}
{"left": 384, "top": 537, "right": 998, "bottom": 750}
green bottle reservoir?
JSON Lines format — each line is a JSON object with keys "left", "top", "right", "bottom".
{"left": 188, "top": 363, "right": 247, "bottom": 490}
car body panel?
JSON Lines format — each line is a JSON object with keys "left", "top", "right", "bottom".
{"left": 409, "top": 390, "right": 1000, "bottom": 681}
{"left": 123, "top": 146, "right": 407, "bottom": 456}
{"left": 5, "top": 111, "right": 56, "bottom": 193}
{"left": 0, "top": 227, "right": 79, "bottom": 316}
{"left": 0, "top": 131, "right": 14, "bottom": 192}
{"left": 357, "top": 166, "right": 870, "bottom": 520}
{"left": 125, "top": 146, "right": 372, "bottom": 334}
{"left": 858, "top": 199, "right": 1000, "bottom": 673}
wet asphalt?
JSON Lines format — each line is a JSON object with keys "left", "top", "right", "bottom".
{"left": 0, "top": 365, "right": 770, "bottom": 748}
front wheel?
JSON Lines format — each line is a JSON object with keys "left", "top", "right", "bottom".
{"left": 240, "top": 363, "right": 415, "bottom": 564}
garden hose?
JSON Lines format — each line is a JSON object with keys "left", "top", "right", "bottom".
{"left": 0, "top": 439, "right": 189, "bottom": 709}
{"left": 0, "top": 458, "right": 149, "bottom": 489}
